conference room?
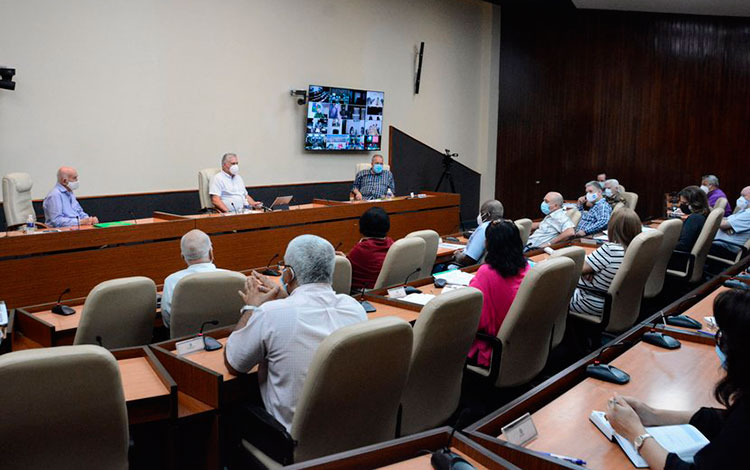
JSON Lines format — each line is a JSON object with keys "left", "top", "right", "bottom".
{"left": 2, "top": 1, "right": 750, "bottom": 469}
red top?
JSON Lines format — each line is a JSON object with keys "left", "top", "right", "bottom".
{"left": 467, "top": 263, "right": 530, "bottom": 367}
{"left": 348, "top": 237, "right": 395, "bottom": 291}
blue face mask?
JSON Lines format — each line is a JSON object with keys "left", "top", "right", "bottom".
{"left": 716, "top": 344, "right": 727, "bottom": 370}
{"left": 540, "top": 201, "right": 551, "bottom": 215}
{"left": 372, "top": 163, "right": 383, "bottom": 174}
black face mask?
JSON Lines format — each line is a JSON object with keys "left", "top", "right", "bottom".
{"left": 680, "top": 203, "right": 691, "bottom": 214}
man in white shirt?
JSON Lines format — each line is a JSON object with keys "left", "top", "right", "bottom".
{"left": 527, "top": 192, "right": 576, "bottom": 249}
{"left": 209, "top": 153, "right": 262, "bottom": 212}
{"left": 161, "top": 229, "right": 221, "bottom": 327}
{"left": 224, "top": 234, "right": 367, "bottom": 432}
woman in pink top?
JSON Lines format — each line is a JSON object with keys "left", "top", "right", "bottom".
{"left": 468, "top": 220, "right": 530, "bottom": 367}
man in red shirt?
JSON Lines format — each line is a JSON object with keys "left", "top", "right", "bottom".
{"left": 346, "top": 207, "right": 394, "bottom": 291}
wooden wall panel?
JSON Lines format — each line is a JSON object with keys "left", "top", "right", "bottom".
{"left": 495, "top": 8, "right": 750, "bottom": 220}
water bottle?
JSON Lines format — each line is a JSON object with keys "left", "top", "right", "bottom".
{"left": 386, "top": 188, "right": 394, "bottom": 200}
{"left": 25, "top": 214, "right": 35, "bottom": 233}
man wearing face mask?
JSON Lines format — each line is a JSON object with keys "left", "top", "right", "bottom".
{"left": 209, "top": 153, "right": 262, "bottom": 213}
{"left": 700, "top": 174, "right": 731, "bottom": 216}
{"left": 161, "top": 229, "right": 224, "bottom": 328}
{"left": 351, "top": 154, "right": 395, "bottom": 200}
{"left": 734, "top": 186, "right": 750, "bottom": 214}
{"left": 43, "top": 166, "right": 99, "bottom": 227}
{"left": 224, "top": 235, "right": 367, "bottom": 432}
{"left": 596, "top": 173, "right": 607, "bottom": 189}
{"left": 452, "top": 199, "right": 505, "bottom": 267}
{"left": 526, "top": 192, "right": 575, "bottom": 249}
{"left": 603, "top": 179, "right": 627, "bottom": 209}
{"left": 575, "top": 181, "right": 612, "bottom": 237}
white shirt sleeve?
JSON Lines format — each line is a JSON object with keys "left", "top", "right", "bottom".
{"left": 208, "top": 174, "right": 222, "bottom": 196}
{"left": 225, "top": 309, "right": 267, "bottom": 373}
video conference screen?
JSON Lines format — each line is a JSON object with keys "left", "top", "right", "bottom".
{"left": 305, "top": 85, "right": 384, "bottom": 151}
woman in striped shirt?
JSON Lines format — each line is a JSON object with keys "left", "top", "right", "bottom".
{"left": 569, "top": 208, "right": 642, "bottom": 317}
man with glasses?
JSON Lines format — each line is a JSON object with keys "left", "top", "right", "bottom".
{"left": 224, "top": 234, "right": 367, "bottom": 432}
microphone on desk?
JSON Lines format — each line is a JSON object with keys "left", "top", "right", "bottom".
{"left": 642, "top": 314, "right": 681, "bottom": 350}
{"left": 128, "top": 210, "right": 138, "bottom": 225}
{"left": 586, "top": 341, "right": 632, "bottom": 385}
{"left": 429, "top": 409, "right": 477, "bottom": 470}
{"left": 400, "top": 267, "right": 423, "bottom": 294}
{"left": 334, "top": 241, "right": 343, "bottom": 252}
{"left": 199, "top": 320, "right": 222, "bottom": 351}
{"left": 76, "top": 215, "right": 81, "bottom": 231}
{"left": 260, "top": 253, "right": 281, "bottom": 276}
{"left": 230, "top": 202, "right": 239, "bottom": 214}
{"left": 51, "top": 288, "right": 76, "bottom": 316}
{"left": 662, "top": 294, "right": 702, "bottom": 329}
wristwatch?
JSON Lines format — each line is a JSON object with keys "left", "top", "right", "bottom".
{"left": 634, "top": 433, "right": 654, "bottom": 453}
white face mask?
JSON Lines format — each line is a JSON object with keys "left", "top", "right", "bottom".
{"left": 477, "top": 213, "right": 485, "bottom": 226}
{"left": 586, "top": 192, "right": 598, "bottom": 203}
{"left": 229, "top": 164, "right": 239, "bottom": 176}
{"left": 603, "top": 188, "right": 613, "bottom": 197}
{"left": 67, "top": 180, "right": 80, "bottom": 191}
{"left": 738, "top": 196, "right": 750, "bottom": 208}
{"left": 700, "top": 185, "right": 709, "bottom": 193}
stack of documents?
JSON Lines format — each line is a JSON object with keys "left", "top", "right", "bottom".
{"left": 433, "top": 270, "right": 475, "bottom": 286}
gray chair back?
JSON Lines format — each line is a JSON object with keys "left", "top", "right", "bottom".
{"left": 75, "top": 276, "right": 157, "bottom": 348}
{"left": 0, "top": 345, "right": 129, "bottom": 469}
{"left": 688, "top": 208, "right": 724, "bottom": 283}
{"left": 549, "top": 246, "right": 586, "bottom": 349}
{"left": 406, "top": 229, "right": 440, "bottom": 280}
{"left": 373, "top": 238, "right": 426, "bottom": 289}
{"left": 332, "top": 255, "right": 352, "bottom": 295}
{"left": 170, "top": 270, "right": 246, "bottom": 338}
{"left": 2, "top": 172, "right": 35, "bottom": 228}
{"left": 621, "top": 191, "right": 639, "bottom": 212}
{"left": 514, "top": 218, "right": 532, "bottom": 246}
{"left": 644, "top": 219, "right": 682, "bottom": 298}
{"left": 198, "top": 168, "right": 220, "bottom": 210}
{"left": 399, "top": 288, "right": 483, "bottom": 435}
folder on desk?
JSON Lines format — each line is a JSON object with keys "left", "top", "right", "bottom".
{"left": 590, "top": 411, "right": 708, "bottom": 467}
{"left": 93, "top": 221, "right": 135, "bottom": 228}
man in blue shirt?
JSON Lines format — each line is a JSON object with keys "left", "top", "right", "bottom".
{"left": 43, "top": 167, "right": 98, "bottom": 227}
{"left": 453, "top": 199, "right": 505, "bottom": 267}
{"left": 351, "top": 154, "right": 395, "bottom": 200}
{"left": 575, "top": 181, "right": 612, "bottom": 237}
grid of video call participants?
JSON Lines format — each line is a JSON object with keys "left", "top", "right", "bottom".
{"left": 305, "top": 85, "right": 384, "bottom": 151}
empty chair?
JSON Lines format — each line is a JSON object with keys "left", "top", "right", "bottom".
{"left": 514, "top": 218, "right": 532, "bottom": 246}
{"left": 566, "top": 206, "right": 582, "bottom": 227}
{"left": 399, "top": 288, "right": 483, "bottom": 435}
{"left": 548, "top": 246, "right": 587, "bottom": 349}
{"left": 466, "top": 257, "right": 576, "bottom": 388}
{"left": 667, "top": 208, "right": 723, "bottom": 284}
{"left": 644, "top": 219, "right": 683, "bottom": 298}
{"left": 355, "top": 162, "right": 391, "bottom": 173}
{"left": 242, "top": 316, "right": 413, "bottom": 465}
{"left": 570, "top": 230, "right": 663, "bottom": 334}
{"left": 0, "top": 345, "right": 129, "bottom": 469}
{"left": 74, "top": 276, "right": 157, "bottom": 348}
{"left": 713, "top": 197, "right": 728, "bottom": 213}
{"left": 372, "top": 237, "right": 426, "bottom": 289}
{"left": 405, "top": 229, "right": 439, "bottom": 279}
{"left": 2, "top": 172, "right": 43, "bottom": 230}
{"left": 332, "top": 255, "right": 352, "bottom": 295}
{"left": 198, "top": 168, "right": 221, "bottom": 212}
{"left": 169, "top": 270, "right": 247, "bottom": 338}
{"left": 621, "top": 191, "right": 639, "bottom": 212}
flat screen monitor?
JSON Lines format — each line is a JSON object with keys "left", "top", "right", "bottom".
{"left": 305, "top": 85, "right": 384, "bottom": 151}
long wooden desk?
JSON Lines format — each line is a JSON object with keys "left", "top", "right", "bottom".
{"left": 0, "top": 192, "right": 459, "bottom": 309}
{"left": 467, "top": 326, "right": 721, "bottom": 470}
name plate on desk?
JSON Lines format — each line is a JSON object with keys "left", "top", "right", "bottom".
{"left": 387, "top": 287, "right": 407, "bottom": 299}
{"left": 176, "top": 337, "right": 205, "bottom": 356}
{"left": 501, "top": 412, "right": 538, "bottom": 447}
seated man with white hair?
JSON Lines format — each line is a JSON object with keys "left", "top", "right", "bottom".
{"left": 526, "top": 191, "right": 575, "bottom": 249}
{"left": 603, "top": 179, "right": 627, "bottom": 209}
{"left": 43, "top": 166, "right": 99, "bottom": 227}
{"left": 575, "top": 181, "right": 612, "bottom": 237}
{"left": 161, "top": 229, "right": 222, "bottom": 327}
{"left": 224, "top": 234, "right": 367, "bottom": 432}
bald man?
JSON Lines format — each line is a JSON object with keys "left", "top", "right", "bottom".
{"left": 452, "top": 199, "right": 505, "bottom": 267}
{"left": 526, "top": 192, "right": 575, "bottom": 249}
{"left": 43, "top": 167, "right": 98, "bottom": 227}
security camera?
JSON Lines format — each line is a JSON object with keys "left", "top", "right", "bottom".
{"left": 0, "top": 67, "right": 16, "bottom": 90}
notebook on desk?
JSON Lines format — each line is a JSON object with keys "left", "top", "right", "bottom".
{"left": 590, "top": 411, "right": 709, "bottom": 467}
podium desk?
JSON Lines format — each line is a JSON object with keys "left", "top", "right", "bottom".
{"left": 285, "top": 427, "right": 519, "bottom": 470}
{"left": 466, "top": 326, "right": 721, "bottom": 470}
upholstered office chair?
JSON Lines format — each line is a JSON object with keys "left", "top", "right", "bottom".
{"left": 242, "top": 317, "right": 413, "bottom": 465}
{"left": 355, "top": 163, "right": 391, "bottom": 174}
{"left": 566, "top": 206, "right": 582, "bottom": 227}
{"left": 169, "top": 271, "right": 246, "bottom": 338}
{"left": 666, "top": 208, "right": 723, "bottom": 284}
{"left": 2, "top": 172, "right": 45, "bottom": 230}
{"left": 549, "top": 246, "right": 586, "bottom": 350}
{"left": 198, "top": 168, "right": 221, "bottom": 212}
{"left": 74, "top": 276, "right": 157, "bottom": 348}
{"left": 0, "top": 345, "right": 129, "bottom": 469}
{"left": 612, "top": 202, "right": 625, "bottom": 212}
{"left": 713, "top": 197, "right": 728, "bottom": 213}
{"left": 644, "top": 219, "right": 683, "bottom": 299}
{"left": 570, "top": 230, "right": 663, "bottom": 334}
{"left": 707, "top": 238, "right": 750, "bottom": 269}
{"left": 372, "top": 237, "right": 426, "bottom": 290}
{"left": 399, "top": 288, "right": 483, "bottom": 436}
{"left": 405, "top": 229, "right": 440, "bottom": 280}
{"left": 514, "top": 218, "right": 532, "bottom": 246}
{"left": 466, "top": 257, "right": 576, "bottom": 388}
{"left": 621, "top": 191, "right": 639, "bottom": 212}
{"left": 332, "top": 255, "right": 352, "bottom": 295}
